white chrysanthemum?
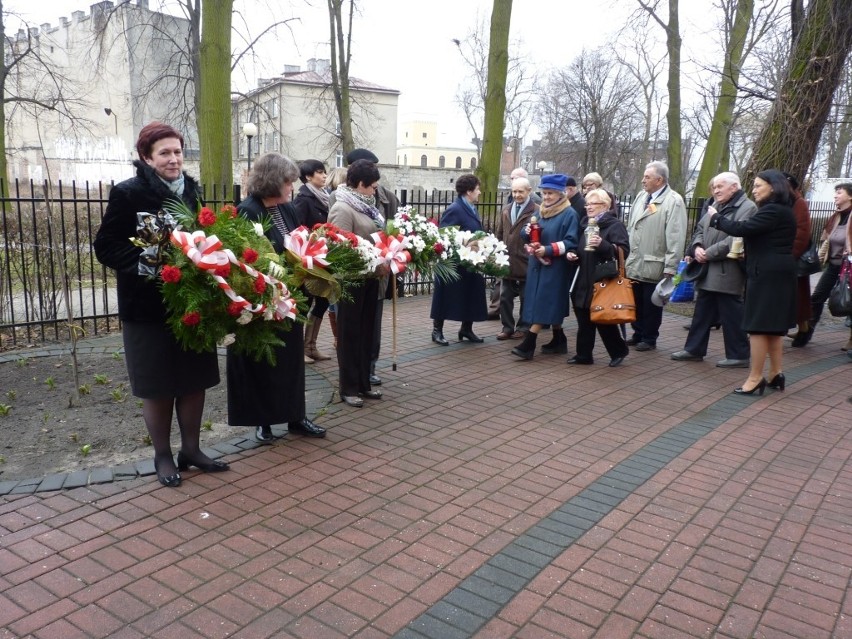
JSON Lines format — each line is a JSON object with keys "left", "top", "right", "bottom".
{"left": 236, "top": 310, "right": 253, "bottom": 325}
{"left": 218, "top": 333, "right": 236, "bottom": 347}
{"left": 411, "top": 235, "right": 426, "bottom": 253}
{"left": 253, "top": 222, "right": 264, "bottom": 237}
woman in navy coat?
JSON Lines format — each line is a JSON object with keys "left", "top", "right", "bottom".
{"left": 430, "top": 174, "right": 488, "bottom": 344}
{"left": 707, "top": 169, "right": 796, "bottom": 395}
{"left": 511, "top": 174, "right": 580, "bottom": 359}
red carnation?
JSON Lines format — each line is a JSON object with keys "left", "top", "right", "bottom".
{"left": 214, "top": 265, "right": 230, "bottom": 278}
{"left": 433, "top": 242, "right": 445, "bottom": 254}
{"left": 222, "top": 204, "right": 237, "bottom": 218}
{"left": 160, "top": 265, "right": 182, "bottom": 283}
{"left": 227, "top": 301, "right": 243, "bottom": 316}
{"left": 198, "top": 207, "right": 216, "bottom": 227}
{"left": 254, "top": 275, "right": 267, "bottom": 294}
{"left": 242, "top": 248, "right": 259, "bottom": 264}
{"left": 181, "top": 311, "right": 201, "bottom": 326}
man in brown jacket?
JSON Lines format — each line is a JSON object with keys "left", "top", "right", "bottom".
{"left": 495, "top": 177, "right": 539, "bottom": 339}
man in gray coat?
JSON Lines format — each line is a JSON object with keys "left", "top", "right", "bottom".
{"left": 625, "top": 161, "right": 687, "bottom": 350}
{"left": 671, "top": 172, "right": 756, "bottom": 366}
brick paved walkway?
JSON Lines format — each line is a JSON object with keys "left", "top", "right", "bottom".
{"left": 1, "top": 295, "right": 851, "bottom": 638}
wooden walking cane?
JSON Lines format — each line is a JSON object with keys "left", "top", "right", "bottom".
{"left": 391, "top": 277, "right": 398, "bottom": 371}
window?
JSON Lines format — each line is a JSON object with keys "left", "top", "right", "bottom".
{"left": 272, "top": 132, "right": 280, "bottom": 152}
{"left": 455, "top": 156, "right": 462, "bottom": 169}
{"left": 439, "top": 156, "right": 445, "bottom": 168}
{"left": 404, "top": 154, "right": 408, "bottom": 165}
{"left": 420, "top": 154, "right": 428, "bottom": 167}
{"left": 470, "top": 157, "right": 477, "bottom": 169}
{"left": 335, "top": 149, "right": 344, "bottom": 168}
{"left": 422, "top": 132, "right": 427, "bottom": 138}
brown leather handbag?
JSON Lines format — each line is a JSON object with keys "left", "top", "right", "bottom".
{"left": 590, "top": 247, "right": 636, "bottom": 325}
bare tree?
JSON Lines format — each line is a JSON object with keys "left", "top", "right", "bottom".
{"left": 820, "top": 64, "right": 852, "bottom": 177}
{"left": 326, "top": 0, "right": 355, "bottom": 158}
{"left": 534, "top": 47, "right": 647, "bottom": 195}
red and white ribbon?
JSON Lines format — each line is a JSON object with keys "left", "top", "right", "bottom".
{"left": 171, "top": 229, "right": 297, "bottom": 321}
{"left": 371, "top": 231, "right": 412, "bottom": 275}
{"left": 286, "top": 227, "right": 330, "bottom": 270}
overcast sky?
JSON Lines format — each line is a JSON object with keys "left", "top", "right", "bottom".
{"left": 7, "top": 0, "right": 719, "bottom": 146}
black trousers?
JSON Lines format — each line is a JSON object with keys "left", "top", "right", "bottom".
{"left": 683, "top": 289, "right": 749, "bottom": 359}
{"left": 811, "top": 263, "right": 842, "bottom": 327}
{"left": 574, "top": 307, "right": 629, "bottom": 361}
{"left": 336, "top": 279, "right": 379, "bottom": 396}
{"left": 630, "top": 280, "right": 664, "bottom": 346}
{"left": 499, "top": 278, "right": 529, "bottom": 334}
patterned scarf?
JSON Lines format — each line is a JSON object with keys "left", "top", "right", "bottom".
{"left": 158, "top": 173, "right": 185, "bottom": 197}
{"left": 305, "top": 182, "right": 330, "bottom": 209}
{"left": 539, "top": 194, "right": 570, "bottom": 219}
{"left": 335, "top": 184, "right": 385, "bottom": 227}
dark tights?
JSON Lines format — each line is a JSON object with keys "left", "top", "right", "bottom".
{"left": 142, "top": 390, "right": 212, "bottom": 475}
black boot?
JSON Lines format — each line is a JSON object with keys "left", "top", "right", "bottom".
{"left": 511, "top": 331, "right": 537, "bottom": 360}
{"left": 432, "top": 320, "right": 449, "bottom": 346}
{"left": 458, "top": 321, "right": 484, "bottom": 343}
{"left": 540, "top": 328, "right": 567, "bottom": 354}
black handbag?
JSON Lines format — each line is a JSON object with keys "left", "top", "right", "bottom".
{"left": 593, "top": 259, "right": 618, "bottom": 282}
{"left": 828, "top": 259, "right": 852, "bottom": 317}
{"left": 796, "top": 240, "right": 822, "bottom": 277}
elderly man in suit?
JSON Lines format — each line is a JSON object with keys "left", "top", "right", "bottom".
{"left": 495, "top": 176, "right": 539, "bottom": 340}
{"left": 625, "top": 161, "right": 687, "bottom": 351}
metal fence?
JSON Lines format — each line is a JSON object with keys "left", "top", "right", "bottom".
{"left": 0, "top": 179, "right": 840, "bottom": 348}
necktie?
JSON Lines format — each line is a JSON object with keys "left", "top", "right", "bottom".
{"left": 512, "top": 204, "right": 520, "bottom": 224}
{"left": 645, "top": 193, "right": 653, "bottom": 207}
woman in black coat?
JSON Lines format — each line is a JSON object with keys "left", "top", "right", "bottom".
{"left": 429, "top": 174, "right": 488, "bottom": 344}
{"left": 707, "top": 169, "right": 796, "bottom": 395}
{"left": 570, "top": 190, "right": 630, "bottom": 367}
{"left": 227, "top": 153, "right": 326, "bottom": 441}
{"left": 94, "top": 122, "right": 227, "bottom": 488}
{"left": 293, "top": 159, "right": 333, "bottom": 362}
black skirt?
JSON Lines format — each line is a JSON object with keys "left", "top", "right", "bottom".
{"left": 226, "top": 324, "right": 305, "bottom": 426}
{"left": 122, "top": 320, "right": 220, "bottom": 399}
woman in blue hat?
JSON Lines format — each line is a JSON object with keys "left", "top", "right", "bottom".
{"left": 511, "top": 174, "right": 580, "bottom": 359}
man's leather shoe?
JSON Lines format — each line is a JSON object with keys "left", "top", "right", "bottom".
{"left": 289, "top": 418, "right": 326, "bottom": 438}
{"left": 369, "top": 374, "right": 382, "bottom": 385}
{"left": 634, "top": 342, "right": 656, "bottom": 351}
{"left": 626, "top": 336, "right": 640, "bottom": 345}
{"left": 341, "top": 395, "right": 364, "bottom": 408}
{"left": 671, "top": 350, "right": 702, "bottom": 361}
{"left": 716, "top": 358, "right": 749, "bottom": 368}
{"left": 496, "top": 331, "right": 513, "bottom": 340}
{"left": 511, "top": 331, "right": 525, "bottom": 339}
{"left": 567, "top": 356, "right": 593, "bottom": 365}
{"left": 608, "top": 356, "right": 626, "bottom": 367}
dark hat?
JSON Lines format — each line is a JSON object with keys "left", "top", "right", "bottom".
{"left": 565, "top": 176, "right": 577, "bottom": 187}
{"left": 539, "top": 173, "right": 568, "bottom": 191}
{"left": 346, "top": 148, "right": 379, "bottom": 164}
{"left": 681, "top": 260, "right": 708, "bottom": 282}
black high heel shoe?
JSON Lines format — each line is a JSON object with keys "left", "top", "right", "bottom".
{"left": 154, "top": 457, "right": 181, "bottom": 487}
{"left": 733, "top": 378, "right": 767, "bottom": 396}
{"left": 177, "top": 451, "right": 230, "bottom": 473}
{"left": 458, "top": 328, "right": 484, "bottom": 343}
{"left": 768, "top": 373, "right": 786, "bottom": 391}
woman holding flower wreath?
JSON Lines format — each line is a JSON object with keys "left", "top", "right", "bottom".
{"left": 94, "top": 122, "right": 228, "bottom": 488}
{"left": 328, "top": 159, "right": 391, "bottom": 408}
{"left": 227, "top": 153, "right": 327, "bottom": 441}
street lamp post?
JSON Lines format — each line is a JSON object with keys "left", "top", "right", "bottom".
{"left": 537, "top": 160, "right": 548, "bottom": 175}
{"left": 242, "top": 122, "right": 258, "bottom": 171}
{"left": 104, "top": 107, "right": 118, "bottom": 135}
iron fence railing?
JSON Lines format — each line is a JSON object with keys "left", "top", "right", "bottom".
{"left": 0, "top": 178, "right": 841, "bottom": 348}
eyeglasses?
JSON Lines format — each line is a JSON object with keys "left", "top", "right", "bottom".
{"left": 587, "top": 201, "right": 604, "bottom": 206}
{"left": 582, "top": 182, "right": 597, "bottom": 188}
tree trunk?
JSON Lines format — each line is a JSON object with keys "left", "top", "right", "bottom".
{"left": 665, "top": 0, "right": 683, "bottom": 194}
{"left": 198, "top": 0, "right": 233, "bottom": 192}
{"left": 694, "top": 0, "right": 754, "bottom": 199}
{"left": 0, "top": 0, "right": 9, "bottom": 204}
{"left": 328, "top": 0, "right": 354, "bottom": 159}
{"left": 744, "top": 0, "right": 852, "bottom": 188}
{"left": 477, "top": 0, "right": 513, "bottom": 196}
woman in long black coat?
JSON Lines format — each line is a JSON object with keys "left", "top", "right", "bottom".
{"left": 570, "top": 189, "right": 630, "bottom": 367}
{"left": 430, "top": 174, "right": 488, "bottom": 344}
{"left": 227, "top": 153, "right": 326, "bottom": 441}
{"left": 707, "top": 169, "right": 796, "bottom": 395}
{"left": 94, "top": 122, "right": 226, "bottom": 488}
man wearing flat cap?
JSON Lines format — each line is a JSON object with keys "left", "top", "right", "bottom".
{"left": 565, "top": 176, "right": 586, "bottom": 220}
{"left": 671, "top": 171, "right": 755, "bottom": 367}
